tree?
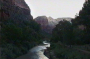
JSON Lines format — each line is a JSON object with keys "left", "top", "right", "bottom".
{"left": 72, "top": 0, "right": 90, "bottom": 44}
{"left": 51, "top": 20, "right": 73, "bottom": 44}
{"left": 1, "top": 19, "right": 43, "bottom": 58}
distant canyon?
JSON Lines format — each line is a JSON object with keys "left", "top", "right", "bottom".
{"left": 34, "top": 16, "right": 72, "bottom": 33}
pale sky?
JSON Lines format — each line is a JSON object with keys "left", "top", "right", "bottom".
{"left": 25, "top": 0, "right": 85, "bottom": 19}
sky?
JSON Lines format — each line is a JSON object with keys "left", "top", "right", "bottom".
{"left": 25, "top": 0, "right": 85, "bottom": 19}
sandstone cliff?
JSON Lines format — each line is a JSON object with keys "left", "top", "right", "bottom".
{"left": 1, "top": 0, "right": 33, "bottom": 23}
{"left": 34, "top": 16, "right": 50, "bottom": 33}
{"left": 34, "top": 16, "right": 48, "bottom": 30}
{"left": 0, "top": 0, "right": 36, "bottom": 59}
{"left": 34, "top": 16, "right": 72, "bottom": 34}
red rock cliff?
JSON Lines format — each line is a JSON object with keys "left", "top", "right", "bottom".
{"left": 0, "top": 0, "right": 33, "bottom": 22}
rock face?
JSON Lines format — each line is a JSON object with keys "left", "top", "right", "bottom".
{"left": 34, "top": 16, "right": 48, "bottom": 30}
{"left": 34, "top": 16, "right": 72, "bottom": 34}
{"left": 55, "top": 17, "right": 72, "bottom": 24}
{"left": 1, "top": 0, "right": 33, "bottom": 22}
{"left": 0, "top": 0, "right": 38, "bottom": 59}
{"left": 34, "top": 16, "right": 50, "bottom": 33}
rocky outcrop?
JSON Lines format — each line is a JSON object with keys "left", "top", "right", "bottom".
{"left": 48, "top": 17, "right": 57, "bottom": 26}
{"left": 34, "top": 16, "right": 48, "bottom": 29}
{"left": 34, "top": 16, "right": 72, "bottom": 34}
{"left": 34, "top": 16, "right": 49, "bottom": 33}
{"left": 1, "top": 0, "right": 33, "bottom": 23}
{"left": 1, "top": 0, "right": 39, "bottom": 59}
{"left": 55, "top": 17, "right": 72, "bottom": 24}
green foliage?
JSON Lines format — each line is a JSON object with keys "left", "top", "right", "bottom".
{"left": 51, "top": 43, "right": 90, "bottom": 59}
{"left": 1, "top": 19, "right": 43, "bottom": 59}
{"left": 51, "top": 1, "right": 90, "bottom": 45}
{"left": 51, "top": 20, "right": 73, "bottom": 44}
{"left": 71, "top": 0, "right": 90, "bottom": 44}
{"left": 50, "top": 1, "right": 90, "bottom": 59}
{"left": 72, "top": 27, "right": 86, "bottom": 44}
